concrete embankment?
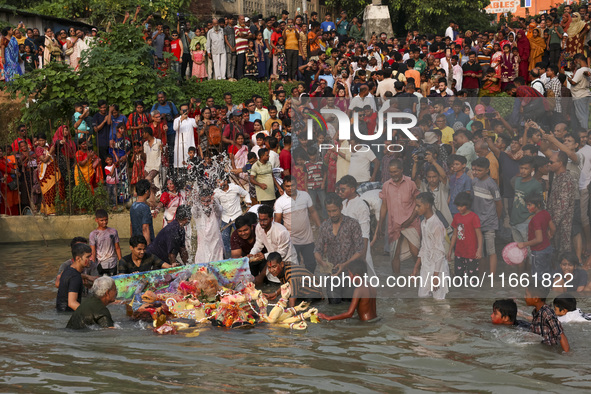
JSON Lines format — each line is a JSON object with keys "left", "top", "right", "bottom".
{"left": 0, "top": 213, "right": 164, "bottom": 243}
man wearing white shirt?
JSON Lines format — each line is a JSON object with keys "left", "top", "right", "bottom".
{"left": 530, "top": 67, "right": 545, "bottom": 95}
{"left": 206, "top": 18, "right": 227, "bottom": 80}
{"left": 265, "top": 136, "right": 281, "bottom": 169}
{"left": 250, "top": 204, "right": 298, "bottom": 282}
{"left": 376, "top": 69, "right": 396, "bottom": 97}
{"left": 348, "top": 85, "right": 376, "bottom": 113}
{"left": 445, "top": 21, "right": 455, "bottom": 40}
{"left": 173, "top": 104, "right": 197, "bottom": 168}
{"left": 274, "top": 176, "right": 322, "bottom": 272}
{"left": 214, "top": 178, "right": 252, "bottom": 258}
{"left": 568, "top": 54, "right": 591, "bottom": 129}
{"left": 348, "top": 136, "right": 379, "bottom": 185}
{"left": 337, "top": 175, "right": 376, "bottom": 276}
{"left": 142, "top": 128, "right": 163, "bottom": 195}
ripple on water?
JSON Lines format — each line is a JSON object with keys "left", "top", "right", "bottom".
{"left": 1, "top": 242, "right": 591, "bottom": 391}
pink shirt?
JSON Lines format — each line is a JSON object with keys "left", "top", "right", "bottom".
{"left": 380, "top": 175, "right": 420, "bottom": 242}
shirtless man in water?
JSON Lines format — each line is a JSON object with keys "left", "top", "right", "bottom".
{"left": 317, "top": 259, "right": 378, "bottom": 322}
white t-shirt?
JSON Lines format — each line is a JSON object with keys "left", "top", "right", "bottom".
{"left": 274, "top": 191, "right": 314, "bottom": 245}
{"left": 269, "top": 150, "right": 280, "bottom": 169}
{"left": 143, "top": 138, "right": 162, "bottom": 171}
{"left": 214, "top": 184, "right": 251, "bottom": 223}
{"left": 570, "top": 67, "right": 591, "bottom": 98}
{"left": 348, "top": 148, "right": 376, "bottom": 183}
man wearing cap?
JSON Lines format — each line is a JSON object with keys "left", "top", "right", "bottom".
{"left": 222, "top": 110, "right": 244, "bottom": 147}
{"left": 207, "top": 18, "right": 227, "bottom": 80}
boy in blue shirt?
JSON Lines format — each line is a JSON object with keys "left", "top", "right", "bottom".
{"left": 448, "top": 154, "right": 472, "bottom": 216}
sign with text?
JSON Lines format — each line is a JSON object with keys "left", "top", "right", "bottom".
{"left": 485, "top": 0, "right": 518, "bottom": 14}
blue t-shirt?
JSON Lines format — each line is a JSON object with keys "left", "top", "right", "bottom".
{"left": 249, "top": 112, "right": 262, "bottom": 123}
{"left": 130, "top": 201, "right": 155, "bottom": 242}
{"left": 449, "top": 172, "right": 473, "bottom": 215}
{"left": 151, "top": 102, "right": 179, "bottom": 135}
{"left": 319, "top": 74, "right": 335, "bottom": 88}
{"left": 321, "top": 21, "right": 336, "bottom": 32}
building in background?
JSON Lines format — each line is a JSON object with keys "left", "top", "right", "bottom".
{"left": 0, "top": 7, "right": 95, "bottom": 33}
{"left": 486, "top": 0, "right": 582, "bottom": 19}
{"left": 192, "top": 0, "right": 327, "bottom": 21}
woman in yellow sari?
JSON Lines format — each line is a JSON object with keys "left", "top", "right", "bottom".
{"left": 528, "top": 28, "right": 546, "bottom": 71}
{"left": 35, "top": 133, "right": 65, "bottom": 214}
{"left": 74, "top": 138, "right": 97, "bottom": 190}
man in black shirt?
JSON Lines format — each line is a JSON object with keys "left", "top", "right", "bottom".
{"left": 56, "top": 243, "right": 92, "bottom": 312}
{"left": 67, "top": 276, "right": 117, "bottom": 329}
{"left": 118, "top": 235, "right": 168, "bottom": 274}
{"left": 146, "top": 205, "right": 191, "bottom": 266}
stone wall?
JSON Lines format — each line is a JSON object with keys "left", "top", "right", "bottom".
{"left": 0, "top": 213, "right": 164, "bottom": 244}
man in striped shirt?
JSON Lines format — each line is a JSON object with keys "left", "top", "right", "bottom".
{"left": 234, "top": 15, "right": 252, "bottom": 79}
{"left": 266, "top": 252, "right": 324, "bottom": 307}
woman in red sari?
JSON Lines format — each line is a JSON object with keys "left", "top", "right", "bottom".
{"left": 0, "top": 145, "right": 19, "bottom": 215}
{"left": 35, "top": 133, "right": 65, "bottom": 215}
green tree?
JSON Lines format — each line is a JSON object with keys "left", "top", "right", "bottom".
{"left": 28, "top": 0, "right": 191, "bottom": 27}
{"left": 327, "top": 0, "right": 493, "bottom": 35}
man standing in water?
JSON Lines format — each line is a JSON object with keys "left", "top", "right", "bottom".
{"left": 56, "top": 243, "right": 92, "bottom": 312}
{"left": 67, "top": 276, "right": 117, "bottom": 329}
{"left": 314, "top": 193, "right": 364, "bottom": 303}
{"left": 193, "top": 188, "right": 224, "bottom": 264}
{"left": 373, "top": 159, "right": 420, "bottom": 274}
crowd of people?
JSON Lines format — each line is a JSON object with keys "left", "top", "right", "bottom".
{"left": 2, "top": 6, "right": 591, "bottom": 346}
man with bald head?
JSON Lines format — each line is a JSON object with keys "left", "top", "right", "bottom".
{"left": 206, "top": 18, "right": 227, "bottom": 79}
{"left": 552, "top": 123, "right": 568, "bottom": 141}
{"left": 348, "top": 84, "right": 376, "bottom": 114}
{"left": 474, "top": 140, "right": 499, "bottom": 184}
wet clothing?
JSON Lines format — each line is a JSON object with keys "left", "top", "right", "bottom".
{"left": 56, "top": 266, "right": 83, "bottom": 312}
{"left": 66, "top": 296, "right": 114, "bottom": 329}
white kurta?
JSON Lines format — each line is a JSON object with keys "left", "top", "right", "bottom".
{"left": 173, "top": 116, "right": 197, "bottom": 168}
{"left": 417, "top": 214, "right": 449, "bottom": 300}
{"left": 342, "top": 196, "right": 376, "bottom": 277}
{"left": 193, "top": 201, "right": 224, "bottom": 264}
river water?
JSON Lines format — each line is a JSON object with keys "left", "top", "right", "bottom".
{"left": 1, "top": 241, "right": 590, "bottom": 393}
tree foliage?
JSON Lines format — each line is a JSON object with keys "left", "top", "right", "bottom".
{"left": 26, "top": 0, "right": 191, "bottom": 27}
{"left": 327, "top": 0, "right": 493, "bottom": 35}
